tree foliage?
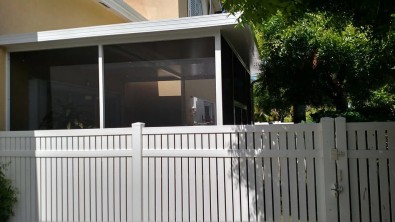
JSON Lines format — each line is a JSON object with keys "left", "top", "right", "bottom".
{"left": 222, "top": 0, "right": 395, "bottom": 33}
{"left": 222, "top": 0, "right": 395, "bottom": 122}
{"left": 254, "top": 11, "right": 395, "bottom": 122}
{"left": 0, "top": 163, "right": 17, "bottom": 221}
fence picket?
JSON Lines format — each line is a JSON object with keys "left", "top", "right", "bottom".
{"left": 288, "top": 132, "right": 298, "bottom": 221}
{"left": 348, "top": 129, "right": 361, "bottom": 222}
{"left": 297, "top": 131, "right": 308, "bottom": 222}
{"left": 271, "top": 132, "right": 281, "bottom": 222}
{"left": 232, "top": 133, "right": 242, "bottom": 222}
{"left": 114, "top": 157, "right": 121, "bottom": 222}
{"left": 305, "top": 130, "right": 317, "bottom": 222}
{"left": 254, "top": 132, "right": 265, "bottom": 222}
{"left": 168, "top": 134, "right": 175, "bottom": 222}
{"left": 335, "top": 117, "right": 350, "bottom": 222}
{"left": 239, "top": 132, "right": 249, "bottom": 222}
{"left": 388, "top": 129, "right": 395, "bottom": 222}
{"left": 46, "top": 157, "right": 52, "bottom": 221}
{"left": 108, "top": 157, "right": 114, "bottom": 222}
{"left": 195, "top": 134, "right": 204, "bottom": 222}
{"left": 56, "top": 158, "right": 62, "bottom": 222}
{"left": 155, "top": 135, "right": 162, "bottom": 222}
{"left": 73, "top": 157, "right": 79, "bottom": 222}
{"left": 263, "top": 132, "right": 273, "bottom": 222}
{"left": 174, "top": 135, "right": 182, "bottom": 221}
{"left": 377, "top": 130, "right": 390, "bottom": 222}
{"left": 357, "top": 130, "right": 370, "bottom": 222}
{"left": 209, "top": 134, "right": 218, "bottom": 222}
{"left": 279, "top": 132, "right": 290, "bottom": 222}
{"left": 142, "top": 135, "right": 149, "bottom": 221}
{"left": 203, "top": 134, "right": 211, "bottom": 222}
{"left": 181, "top": 134, "right": 190, "bottom": 222}
{"left": 224, "top": 134, "right": 234, "bottom": 222}
{"left": 247, "top": 132, "right": 257, "bottom": 222}
{"left": 367, "top": 130, "right": 380, "bottom": 222}
{"left": 148, "top": 135, "right": 155, "bottom": 222}
{"left": 216, "top": 134, "right": 226, "bottom": 221}
{"left": 120, "top": 157, "right": 127, "bottom": 222}
{"left": 161, "top": 135, "right": 169, "bottom": 222}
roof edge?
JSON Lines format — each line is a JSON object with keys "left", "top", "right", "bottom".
{"left": 0, "top": 13, "right": 239, "bottom": 46}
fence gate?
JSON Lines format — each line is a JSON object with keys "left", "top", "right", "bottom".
{"left": 333, "top": 118, "right": 395, "bottom": 222}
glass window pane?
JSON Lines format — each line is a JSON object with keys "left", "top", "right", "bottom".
{"left": 10, "top": 46, "right": 99, "bottom": 130}
{"left": 104, "top": 37, "right": 216, "bottom": 127}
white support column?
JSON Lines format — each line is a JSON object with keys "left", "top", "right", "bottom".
{"left": 317, "top": 118, "right": 338, "bottom": 221}
{"left": 131, "top": 122, "right": 145, "bottom": 221}
{"left": 98, "top": 45, "right": 105, "bottom": 129}
{"left": 215, "top": 33, "right": 223, "bottom": 125}
{"left": 5, "top": 51, "right": 10, "bottom": 131}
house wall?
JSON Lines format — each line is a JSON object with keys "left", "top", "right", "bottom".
{"left": 124, "top": 0, "right": 187, "bottom": 20}
{"left": 0, "top": 0, "right": 128, "bottom": 35}
{"left": 0, "top": 47, "right": 5, "bottom": 130}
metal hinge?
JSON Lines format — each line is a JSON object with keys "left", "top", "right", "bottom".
{"left": 331, "top": 149, "right": 345, "bottom": 160}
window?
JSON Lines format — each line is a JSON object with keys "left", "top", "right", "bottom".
{"left": 9, "top": 38, "right": 216, "bottom": 130}
{"left": 103, "top": 38, "right": 216, "bottom": 127}
{"left": 10, "top": 47, "right": 99, "bottom": 130}
{"left": 189, "top": 0, "right": 204, "bottom": 16}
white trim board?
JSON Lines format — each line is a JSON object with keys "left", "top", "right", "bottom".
{"left": 0, "top": 13, "right": 239, "bottom": 46}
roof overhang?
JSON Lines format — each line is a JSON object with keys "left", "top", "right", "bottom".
{"left": 0, "top": 13, "right": 260, "bottom": 74}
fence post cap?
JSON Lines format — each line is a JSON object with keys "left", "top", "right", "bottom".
{"left": 131, "top": 122, "right": 145, "bottom": 127}
{"left": 320, "top": 117, "right": 334, "bottom": 122}
{"left": 335, "top": 117, "right": 346, "bottom": 122}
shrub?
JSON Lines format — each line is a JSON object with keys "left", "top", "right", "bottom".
{"left": 0, "top": 163, "right": 17, "bottom": 221}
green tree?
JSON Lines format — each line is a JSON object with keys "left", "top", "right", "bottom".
{"left": 222, "top": 0, "right": 395, "bottom": 33}
{"left": 222, "top": 0, "right": 395, "bottom": 122}
{"left": 0, "top": 163, "right": 17, "bottom": 221}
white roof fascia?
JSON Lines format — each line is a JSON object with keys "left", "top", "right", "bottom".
{"left": 98, "top": 0, "right": 147, "bottom": 22}
{"left": 0, "top": 13, "right": 239, "bottom": 46}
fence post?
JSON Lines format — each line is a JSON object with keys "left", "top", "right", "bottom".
{"left": 132, "top": 122, "right": 145, "bottom": 222}
{"left": 317, "top": 118, "right": 338, "bottom": 221}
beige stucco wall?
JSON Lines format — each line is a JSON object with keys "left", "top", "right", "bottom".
{"left": 0, "top": 0, "right": 128, "bottom": 35}
{"left": 124, "top": 0, "right": 187, "bottom": 20}
{"left": 0, "top": 47, "right": 5, "bottom": 130}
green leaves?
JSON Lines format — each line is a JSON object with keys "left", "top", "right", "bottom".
{"left": 0, "top": 163, "right": 17, "bottom": 221}
{"left": 256, "top": 11, "right": 395, "bottom": 122}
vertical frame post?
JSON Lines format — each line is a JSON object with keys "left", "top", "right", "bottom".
{"left": 5, "top": 51, "right": 10, "bottom": 131}
{"left": 98, "top": 45, "right": 105, "bottom": 129}
{"left": 215, "top": 33, "right": 223, "bottom": 125}
{"left": 132, "top": 122, "right": 145, "bottom": 221}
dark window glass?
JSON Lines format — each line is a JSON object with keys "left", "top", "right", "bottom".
{"left": 104, "top": 37, "right": 216, "bottom": 127}
{"left": 221, "top": 37, "right": 252, "bottom": 125}
{"left": 10, "top": 47, "right": 99, "bottom": 130}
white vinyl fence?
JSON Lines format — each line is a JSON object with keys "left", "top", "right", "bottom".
{"left": 0, "top": 117, "right": 394, "bottom": 222}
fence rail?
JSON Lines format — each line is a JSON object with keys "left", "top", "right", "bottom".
{"left": 0, "top": 118, "right": 394, "bottom": 221}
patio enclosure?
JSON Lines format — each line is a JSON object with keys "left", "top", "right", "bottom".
{"left": 9, "top": 36, "right": 251, "bottom": 131}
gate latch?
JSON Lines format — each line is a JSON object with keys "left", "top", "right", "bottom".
{"left": 331, "top": 184, "right": 343, "bottom": 197}
{"left": 331, "top": 149, "right": 345, "bottom": 160}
